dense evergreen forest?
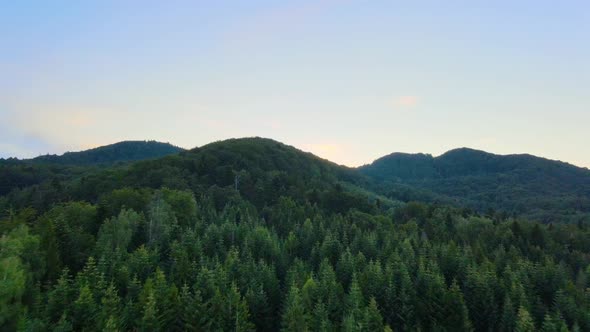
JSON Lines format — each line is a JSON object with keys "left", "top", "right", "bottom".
{"left": 360, "top": 148, "right": 590, "bottom": 224}
{"left": 1, "top": 138, "right": 590, "bottom": 331}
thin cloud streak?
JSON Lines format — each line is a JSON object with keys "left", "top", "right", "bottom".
{"left": 393, "top": 96, "right": 419, "bottom": 108}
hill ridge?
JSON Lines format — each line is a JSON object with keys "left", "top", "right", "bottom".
{"left": 360, "top": 145, "right": 590, "bottom": 222}
{"left": 29, "top": 140, "right": 184, "bottom": 166}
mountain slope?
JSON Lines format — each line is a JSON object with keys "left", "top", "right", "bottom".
{"left": 110, "top": 137, "right": 393, "bottom": 212}
{"left": 360, "top": 148, "right": 590, "bottom": 222}
{"left": 0, "top": 141, "right": 184, "bottom": 196}
{"left": 1, "top": 137, "right": 394, "bottom": 215}
{"left": 31, "top": 140, "right": 184, "bottom": 165}
{"left": 3, "top": 139, "right": 588, "bottom": 223}
{"left": 3, "top": 141, "right": 590, "bottom": 331}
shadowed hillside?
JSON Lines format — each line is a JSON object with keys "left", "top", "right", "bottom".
{"left": 360, "top": 148, "right": 590, "bottom": 223}
{"left": 31, "top": 140, "right": 184, "bottom": 165}
{"left": 0, "top": 141, "right": 184, "bottom": 196}
{"left": 0, "top": 137, "right": 393, "bottom": 215}
{"left": 2, "top": 138, "right": 590, "bottom": 331}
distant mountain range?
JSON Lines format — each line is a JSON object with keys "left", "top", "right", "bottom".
{"left": 28, "top": 140, "right": 184, "bottom": 165}
{"left": 1, "top": 138, "right": 589, "bottom": 223}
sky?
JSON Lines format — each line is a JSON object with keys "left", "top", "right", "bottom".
{"left": 1, "top": 0, "right": 589, "bottom": 167}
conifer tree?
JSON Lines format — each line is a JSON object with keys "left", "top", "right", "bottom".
{"left": 365, "top": 297, "right": 385, "bottom": 332}
{"left": 515, "top": 306, "right": 536, "bottom": 332}
{"left": 179, "top": 285, "right": 205, "bottom": 331}
{"left": 443, "top": 279, "right": 472, "bottom": 331}
{"left": 72, "top": 284, "right": 97, "bottom": 331}
{"left": 100, "top": 283, "right": 121, "bottom": 331}
{"left": 541, "top": 313, "right": 557, "bottom": 332}
{"left": 281, "top": 285, "right": 309, "bottom": 332}
{"left": 140, "top": 291, "right": 159, "bottom": 332}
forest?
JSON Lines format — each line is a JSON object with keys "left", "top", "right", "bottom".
{"left": 1, "top": 138, "right": 590, "bottom": 331}
{"left": 360, "top": 148, "right": 590, "bottom": 224}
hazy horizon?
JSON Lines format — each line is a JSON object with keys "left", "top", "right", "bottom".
{"left": 2, "top": 1, "right": 589, "bottom": 167}
{"left": 3, "top": 136, "right": 590, "bottom": 170}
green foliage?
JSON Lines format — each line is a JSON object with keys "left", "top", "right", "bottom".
{"left": 31, "top": 141, "right": 183, "bottom": 166}
{"left": 0, "top": 225, "right": 42, "bottom": 330}
{"left": 365, "top": 297, "right": 385, "bottom": 331}
{"left": 1, "top": 138, "right": 590, "bottom": 331}
{"left": 96, "top": 209, "right": 140, "bottom": 255}
{"left": 516, "top": 306, "right": 536, "bottom": 332}
{"left": 4, "top": 191, "right": 590, "bottom": 331}
{"left": 0, "top": 255, "right": 26, "bottom": 327}
{"left": 282, "top": 285, "right": 309, "bottom": 332}
{"left": 361, "top": 147, "right": 590, "bottom": 223}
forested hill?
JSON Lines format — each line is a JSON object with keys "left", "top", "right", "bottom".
{"left": 0, "top": 137, "right": 390, "bottom": 216}
{"left": 0, "top": 141, "right": 184, "bottom": 197}
{"left": 360, "top": 147, "right": 590, "bottom": 223}
{"left": 2, "top": 137, "right": 590, "bottom": 331}
{"left": 30, "top": 140, "right": 184, "bottom": 165}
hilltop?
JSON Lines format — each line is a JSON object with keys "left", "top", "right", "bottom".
{"left": 360, "top": 147, "right": 590, "bottom": 222}
{"left": 30, "top": 140, "right": 184, "bottom": 165}
{"left": 2, "top": 137, "right": 590, "bottom": 331}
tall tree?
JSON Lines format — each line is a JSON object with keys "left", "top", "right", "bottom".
{"left": 281, "top": 285, "right": 309, "bottom": 332}
{"left": 515, "top": 307, "right": 536, "bottom": 332}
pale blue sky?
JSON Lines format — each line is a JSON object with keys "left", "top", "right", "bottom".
{"left": 1, "top": 0, "right": 589, "bottom": 167}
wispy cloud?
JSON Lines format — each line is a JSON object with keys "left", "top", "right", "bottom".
{"left": 0, "top": 119, "right": 57, "bottom": 158}
{"left": 7, "top": 103, "right": 129, "bottom": 154}
{"left": 393, "top": 95, "right": 419, "bottom": 108}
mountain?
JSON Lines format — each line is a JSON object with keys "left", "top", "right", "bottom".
{"left": 0, "top": 137, "right": 393, "bottom": 215}
{"left": 360, "top": 147, "right": 590, "bottom": 223}
{"left": 0, "top": 141, "right": 184, "bottom": 196}
{"left": 3, "top": 139, "right": 589, "bottom": 223}
{"left": 30, "top": 140, "right": 184, "bottom": 166}
{"left": 2, "top": 138, "right": 590, "bottom": 331}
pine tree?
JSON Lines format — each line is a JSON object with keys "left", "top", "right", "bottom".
{"left": 53, "top": 313, "right": 73, "bottom": 332}
{"left": 311, "top": 301, "right": 332, "bottom": 332}
{"left": 227, "top": 282, "right": 255, "bottom": 332}
{"left": 500, "top": 295, "right": 517, "bottom": 332}
{"left": 72, "top": 284, "right": 97, "bottom": 331}
{"left": 100, "top": 283, "right": 121, "bottom": 331}
{"left": 346, "top": 274, "right": 365, "bottom": 323}
{"left": 336, "top": 249, "right": 355, "bottom": 289}
{"left": 443, "top": 279, "right": 472, "bottom": 331}
{"left": 103, "top": 315, "right": 120, "bottom": 332}
{"left": 140, "top": 291, "right": 160, "bottom": 332}
{"left": 281, "top": 285, "right": 309, "bottom": 332}
{"left": 179, "top": 285, "right": 205, "bottom": 331}
{"left": 301, "top": 276, "right": 319, "bottom": 312}
{"left": 393, "top": 260, "right": 415, "bottom": 331}
{"left": 553, "top": 290, "right": 576, "bottom": 327}
{"left": 464, "top": 266, "right": 497, "bottom": 331}
{"left": 206, "top": 289, "right": 226, "bottom": 331}
{"left": 245, "top": 285, "right": 271, "bottom": 331}
{"left": 415, "top": 262, "right": 446, "bottom": 329}
{"left": 140, "top": 291, "right": 159, "bottom": 332}
{"left": 364, "top": 297, "right": 385, "bottom": 332}
{"left": 342, "top": 314, "right": 359, "bottom": 332}
{"left": 317, "top": 260, "right": 344, "bottom": 322}
{"left": 515, "top": 306, "right": 536, "bottom": 332}
{"left": 541, "top": 313, "right": 557, "bottom": 332}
